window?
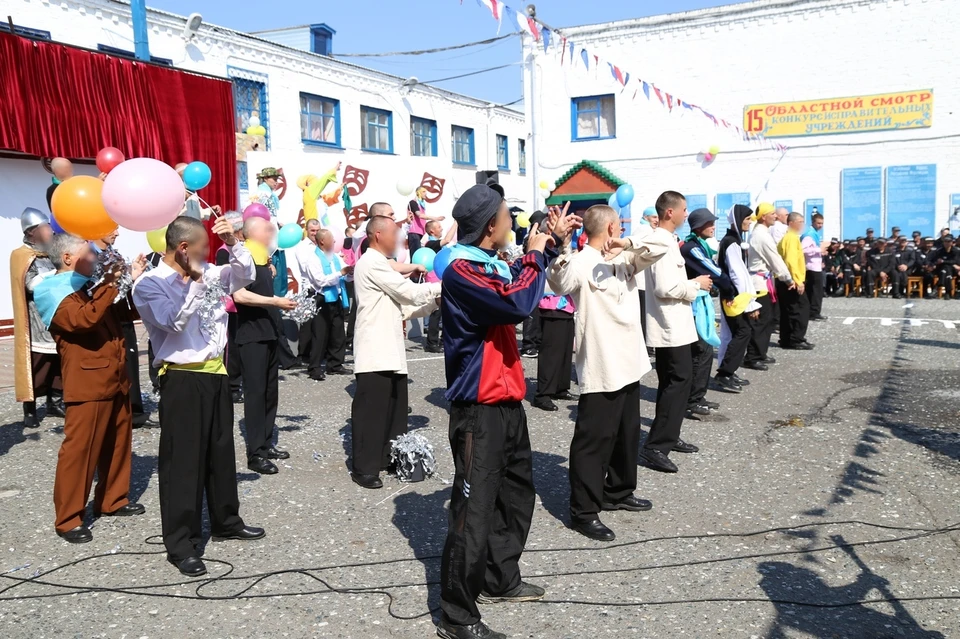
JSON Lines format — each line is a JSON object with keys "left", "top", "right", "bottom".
{"left": 571, "top": 94, "right": 616, "bottom": 141}
{"left": 411, "top": 117, "right": 438, "bottom": 157}
{"left": 300, "top": 93, "right": 340, "bottom": 147}
{"left": 96, "top": 44, "right": 172, "bottom": 66}
{"left": 360, "top": 106, "right": 393, "bottom": 153}
{"left": 496, "top": 135, "right": 509, "bottom": 171}
{"left": 452, "top": 126, "right": 475, "bottom": 166}
{"left": 0, "top": 23, "right": 51, "bottom": 40}
{"left": 229, "top": 67, "right": 270, "bottom": 150}
{"left": 310, "top": 24, "right": 335, "bottom": 56}
{"left": 518, "top": 139, "right": 526, "bottom": 175}
{"left": 238, "top": 161, "right": 248, "bottom": 191}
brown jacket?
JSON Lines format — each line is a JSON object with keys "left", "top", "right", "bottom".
{"left": 49, "top": 285, "right": 138, "bottom": 403}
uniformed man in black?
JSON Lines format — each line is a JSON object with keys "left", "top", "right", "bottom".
{"left": 889, "top": 236, "right": 915, "bottom": 299}
{"left": 932, "top": 234, "right": 960, "bottom": 298}
{"left": 837, "top": 240, "right": 863, "bottom": 297}
{"left": 914, "top": 237, "right": 937, "bottom": 298}
{"left": 864, "top": 228, "right": 875, "bottom": 245}
{"left": 824, "top": 239, "right": 841, "bottom": 296}
{"left": 864, "top": 238, "right": 893, "bottom": 297}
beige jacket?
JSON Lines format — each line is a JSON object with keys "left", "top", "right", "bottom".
{"left": 644, "top": 227, "right": 700, "bottom": 349}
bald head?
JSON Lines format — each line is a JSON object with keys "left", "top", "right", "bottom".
{"left": 775, "top": 207, "right": 789, "bottom": 223}
{"left": 317, "top": 228, "right": 334, "bottom": 251}
{"left": 242, "top": 215, "right": 275, "bottom": 247}
{"left": 583, "top": 205, "right": 619, "bottom": 239}
{"left": 51, "top": 157, "right": 73, "bottom": 181}
{"left": 369, "top": 202, "right": 394, "bottom": 220}
{"left": 367, "top": 215, "right": 399, "bottom": 256}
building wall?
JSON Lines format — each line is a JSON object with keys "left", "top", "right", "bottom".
{"left": 529, "top": 0, "right": 959, "bottom": 240}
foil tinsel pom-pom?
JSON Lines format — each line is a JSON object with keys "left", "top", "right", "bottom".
{"left": 198, "top": 276, "right": 228, "bottom": 337}
{"left": 281, "top": 286, "right": 318, "bottom": 326}
{"left": 390, "top": 432, "right": 437, "bottom": 482}
{"left": 89, "top": 246, "right": 134, "bottom": 304}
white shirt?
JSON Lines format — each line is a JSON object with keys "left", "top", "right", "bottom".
{"left": 748, "top": 222, "right": 793, "bottom": 290}
{"left": 353, "top": 248, "right": 440, "bottom": 375}
{"left": 770, "top": 221, "right": 788, "bottom": 245}
{"left": 133, "top": 242, "right": 255, "bottom": 366}
{"left": 644, "top": 227, "right": 699, "bottom": 348}
{"left": 298, "top": 241, "right": 343, "bottom": 293}
{"left": 548, "top": 229, "right": 670, "bottom": 394}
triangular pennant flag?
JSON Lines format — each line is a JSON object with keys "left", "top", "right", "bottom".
{"left": 568, "top": 40, "right": 575, "bottom": 66}
{"left": 623, "top": 71, "right": 630, "bottom": 86}
{"left": 580, "top": 48, "right": 589, "bottom": 69}
{"left": 526, "top": 16, "right": 541, "bottom": 40}
{"left": 542, "top": 27, "right": 550, "bottom": 52}
{"left": 653, "top": 85, "right": 664, "bottom": 105}
{"left": 608, "top": 62, "right": 618, "bottom": 82}
{"left": 666, "top": 93, "right": 673, "bottom": 111}
{"left": 642, "top": 81, "right": 651, "bottom": 100}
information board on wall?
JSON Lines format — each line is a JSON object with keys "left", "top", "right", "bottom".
{"left": 774, "top": 199, "right": 793, "bottom": 211}
{"left": 680, "top": 194, "right": 708, "bottom": 238}
{"left": 841, "top": 168, "right": 882, "bottom": 238}
{"left": 949, "top": 194, "right": 960, "bottom": 235}
{"left": 714, "top": 193, "right": 751, "bottom": 237}
{"left": 805, "top": 199, "right": 825, "bottom": 221}
{"left": 885, "top": 165, "right": 936, "bottom": 237}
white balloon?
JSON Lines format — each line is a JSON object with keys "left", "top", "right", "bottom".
{"left": 539, "top": 188, "right": 551, "bottom": 199}
{"left": 397, "top": 178, "right": 417, "bottom": 197}
{"left": 249, "top": 115, "right": 261, "bottom": 128}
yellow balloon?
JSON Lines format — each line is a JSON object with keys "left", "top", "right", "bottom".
{"left": 516, "top": 212, "right": 531, "bottom": 228}
{"left": 709, "top": 145, "right": 720, "bottom": 155}
{"left": 146, "top": 226, "right": 167, "bottom": 253}
{"left": 538, "top": 180, "right": 548, "bottom": 190}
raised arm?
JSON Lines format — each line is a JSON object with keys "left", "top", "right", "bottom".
{"left": 132, "top": 276, "right": 206, "bottom": 334}
{"left": 50, "top": 286, "right": 119, "bottom": 333}
{"left": 444, "top": 251, "right": 548, "bottom": 325}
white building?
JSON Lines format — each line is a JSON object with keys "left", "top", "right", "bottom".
{"left": 526, "top": 0, "right": 958, "bottom": 241}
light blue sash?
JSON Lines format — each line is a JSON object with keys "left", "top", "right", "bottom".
{"left": 33, "top": 271, "right": 91, "bottom": 328}
{"left": 447, "top": 244, "right": 513, "bottom": 282}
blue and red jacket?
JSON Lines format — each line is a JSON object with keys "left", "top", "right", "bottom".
{"left": 442, "top": 247, "right": 555, "bottom": 404}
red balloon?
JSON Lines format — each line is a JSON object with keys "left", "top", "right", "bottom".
{"left": 96, "top": 147, "right": 125, "bottom": 174}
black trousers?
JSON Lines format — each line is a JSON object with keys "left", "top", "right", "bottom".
{"left": 238, "top": 339, "right": 279, "bottom": 459}
{"left": 535, "top": 313, "right": 574, "bottom": 400}
{"left": 298, "top": 319, "right": 313, "bottom": 359}
{"left": 309, "top": 298, "right": 347, "bottom": 375}
{"left": 745, "top": 294, "right": 774, "bottom": 365}
{"left": 569, "top": 382, "right": 640, "bottom": 523}
{"left": 407, "top": 233, "right": 423, "bottom": 257}
{"left": 687, "top": 335, "right": 713, "bottom": 409}
{"left": 718, "top": 311, "right": 752, "bottom": 377}
{"left": 520, "top": 307, "right": 541, "bottom": 352}
{"left": 147, "top": 341, "right": 159, "bottom": 393}
{"left": 276, "top": 321, "right": 297, "bottom": 369}
{"left": 890, "top": 268, "right": 908, "bottom": 295}
{"left": 157, "top": 370, "right": 244, "bottom": 562}
{"left": 426, "top": 307, "right": 442, "bottom": 349}
{"left": 864, "top": 269, "right": 891, "bottom": 295}
{"left": 639, "top": 290, "right": 653, "bottom": 355}
{"left": 226, "top": 313, "right": 242, "bottom": 393}
{"left": 121, "top": 322, "right": 144, "bottom": 415}
{"left": 776, "top": 280, "right": 809, "bottom": 347}
{"left": 350, "top": 372, "right": 408, "bottom": 476}
{"left": 345, "top": 280, "right": 358, "bottom": 346}
{"left": 440, "top": 402, "right": 535, "bottom": 626}
{"left": 646, "top": 344, "right": 692, "bottom": 454}
{"left": 805, "top": 271, "right": 824, "bottom": 317}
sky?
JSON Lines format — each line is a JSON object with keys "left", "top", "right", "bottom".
{"left": 150, "top": 0, "right": 736, "bottom": 106}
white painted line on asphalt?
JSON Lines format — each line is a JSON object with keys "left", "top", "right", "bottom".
{"left": 839, "top": 317, "right": 958, "bottom": 328}
{"left": 407, "top": 355, "right": 447, "bottom": 362}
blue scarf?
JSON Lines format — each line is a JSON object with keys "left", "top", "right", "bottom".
{"left": 33, "top": 271, "right": 91, "bottom": 328}
{"left": 448, "top": 244, "right": 512, "bottom": 282}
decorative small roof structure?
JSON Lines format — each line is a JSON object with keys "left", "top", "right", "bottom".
{"left": 544, "top": 160, "right": 627, "bottom": 205}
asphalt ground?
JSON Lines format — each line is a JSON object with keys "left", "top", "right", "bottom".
{"left": 0, "top": 296, "right": 958, "bottom": 638}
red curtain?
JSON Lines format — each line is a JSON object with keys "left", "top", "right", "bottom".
{"left": 0, "top": 33, "right": 236, "bottom": 258}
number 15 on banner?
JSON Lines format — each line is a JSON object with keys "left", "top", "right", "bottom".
{"left": 746, "top": 108, "right": 764, "bottom": 133}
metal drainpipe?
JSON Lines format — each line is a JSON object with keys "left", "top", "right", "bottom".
{"left": 131, "top": 0, "right": 150, "bottom": 62}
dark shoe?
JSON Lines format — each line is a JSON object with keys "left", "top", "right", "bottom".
{"left": 98, "top": 503, "right": 146, "bottom": 517}
{"left": 231, "top": 390, "right": 244, "bottom": 403}
{"left": 266, "top": 446, "right": 290, "bottom": 460}
{"left": 58, "top": 525, "right": 92, "bottom": 544}
{"left": 437, "top": 618, "right": 506, "bottom": 639}
{"left": 701, "top": 399, "right": 720, "bottom": 410}
{"left": 713, "top": 375, "right": 743, "bottom": 393}
{"left": 477, "top": 581, "right": 545, "bottom": 604}
{"left": 520, "top": 348, "right": 538, "bottom": 359}
{"left": 213, "top": 525, "right": 266, "bottom": 541}
{"left": 169, "top": 555, "right": 206, "bottom": 577}
{"left": 687, "top": 404, "right": 711, "bottom": 416}
{"left": 762, "top": 356, "right": 777, "bottom": 364}
{"left": 731, "top": 374, "right": 750, "bottom": 386}
{"left": 810, "top": 314, "right": 828, "bottom": 321}
{"left": 247, "top": 456, "right": 278, "bottom": 475}
{"left": 684, "top": 409, "right": 703, "bottom": 422}
{"left": 572, "top": 519, "right": 616, "bottom": 541}
{"left": 424, "top": 345, "right": 443, "bottom": 354}
{"left": 45, "top": 398, "right": 66, "bottom": 418}
{"left": 672, "top": 439, "right": 700, "bottom": 454}
{"left": 782, "top": 342, "right": 814, "bottom": 351}
{"left": 327, "top": 366, "right": 353, "bottom": 376}
{"left": 407, "top": 406, "right": 412, "bottom": 414}
{"left": 132, "top": 412, "right": 150, "bottom": 427}
{"left": 23, "top": 404, "right": 38, "bottom": 429}
{"left": 640, "top": 448, "right": 678, "bottom": 473}
{"left": 742, "top": 361, "right": 768, "bottom": 371}
{"left": 601, "top": 494, "right": 653, "bottom": 512}
{"left": 552, "top": 391, "right": 578, "bottom": 401}
{"left": 351, "top": 473, "right": 383, "bottom": 489}
{"left": 307, "top": 372, "right": 327, "bottom": 381}
{"left": 532, "top": 397, "right": 558, "bottom": 412}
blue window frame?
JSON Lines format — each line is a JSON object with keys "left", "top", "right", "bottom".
{"left": 571, "top": 94, "right": 616, "bottom": 141}
{"left": 360, "top": 106, "right": 393, "bottom": 153}
{"left": 96, "top": 44, "right": 172, "bottom": 66}
{"left": 496, "top": 135, "right": 509, "bottom": 171}
{"left": 411, "top": 117, "right": 438, "bottom": 157}
{"left": 452, "top": 126, "right": 475, "bottom": 166}
{"left": 518, "top": 139, "right": 526, "bottom": 175}
{"left": 0, "top": 23, "right": 51, "bottom": 40}
{"left": 300, "top": 93, "right": 340, "bottom": 148}
{"left": 229, "top": 67, "right": 270, "bottom": 151}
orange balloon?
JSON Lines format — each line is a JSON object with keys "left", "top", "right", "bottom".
{"left": 50, "top": 176, "right": 117, "bottom": 240}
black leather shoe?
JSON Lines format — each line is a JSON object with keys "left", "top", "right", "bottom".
{"left": 213, "top": 525, "right": 265, "bottom": 541}
{"left": 687, "top": 404, "right": 711, "bottom": 416}
{"left": 553, "top": 391, "right": 578, "bottom": 401}
{"left": 407, "top": 406, "right": 412, "bottom": 414}
{"left": 640, "top": 448, "right": 678, "bottom": 473}
{"left": 477, "top": 581, "right": 545, "bottom": 604}
{"left": 424, "top": 345, "right": 443, "bottom": 354}
{"left": 602, "top": 494, "right": 653, "bottom": 512}
{"left": 684, "top": 409, "right": 703, "bottom": 422}
{"left": 266, "top": 446, "right": 290, "bottom": 460}
{"left": 351, "top": 473, "right": 383, "bottom": 489}
{"left": 572, "top": 519, "right": 616, "bottom": 541}
{"left": 23, "top": 408, "right": 38, "bottom": 429}
{"left": 132, "top": 412, "right": 150, "bottom": 427}
{"left": 231, "top": 390, "right": 244, "bottom": 403}
{"left": 247, "top": 456, "right": 278, "bottom": 474}
{"left": 810, "top": 314, "right": 828, "bottom": 321}
{"left": 782, "top": 342, "right": 814, "bottom": 351}
{"left": 762, "top": 356, "right": 777, "bottom": 364}
{"left": 58, "top": 525, "right": 92, "bottom": 544}
{"left": 437, "top": 618, "right": 506, "bottom": 639}
{"left": 327, "top": 366, "right": 353, "bottom": 376}
{"left": 169, "top": 555, "right": 207, "bottom": 577}
{"left": 731, "top": 374, "right": 750, "bottom": 386}
{"left": 532, "top": 397, "right": 558, "bottom": 412}
{"left": 99, "top": 503, "right": 146, "bottom": 517}
{"left": 672, "top": 439, "right": 700, "bottom": 454}
{"left": 45, "top": 398, "right": 66, "bottom": 418}
{"left": 713, "top": 375, "right": 743, "bottom": 393}
{"left": 701, "top": 399, "right": 720, "bottom": 410}
{"left": 742, "top": 361, "right": 768, "bottom": 371}
{"left": 308, "top": 371, "right": 326, "bottom": 381}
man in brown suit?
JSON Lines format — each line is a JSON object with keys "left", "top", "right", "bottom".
{"left": 34, "top": 234, "right": 148, "bottom": 543}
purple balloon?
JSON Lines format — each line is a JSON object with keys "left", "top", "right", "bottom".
{"left": 243, "top": 203, "right": 270, "bottom": 221}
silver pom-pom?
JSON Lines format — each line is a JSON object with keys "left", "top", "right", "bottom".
{"left": 198, "top": 276, "right": 228, "bottom": 337}
{"left": 281, "top": 284, "right": 319, "bottom": 326}
{"left": 389, "top": 432, "right": 437, "bottom": 482}
{"left": 89, "top": 246, "right": 134, "bottom": 304}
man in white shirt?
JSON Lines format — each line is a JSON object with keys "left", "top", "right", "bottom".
{"left": 350, "top": 212, "right": 441, "bottom": 489}
{"left": 770, "top": 207, "right": 790, "bottom": 245}
{"left": 746, "top": 203, "right": 795, "bottom": 368}
{"left": 133, "top": 216, "right": 265, "bottom": 578}
{"left": 642, "top": 191, "right": 710, "bottom": 474}
{"left": 299, "top": 227, "right": 352, "bottom": 381}
{"left": 548, "top": 204, "right": 667, "bottom": 542}
{"left": 293, "top": 219, "right": 322, "bottom": 364}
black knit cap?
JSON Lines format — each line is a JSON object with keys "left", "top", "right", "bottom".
{"left": 454, "top": 184, "right": 504, "bottom": 246}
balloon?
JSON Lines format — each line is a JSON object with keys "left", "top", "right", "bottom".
{"left": 249, "top": 115, "right": 261, "bottom": 128}
{"left": 49, "top": 213, "right": 65, "bottom": 235}
{"left": 246, "top": 126, "right": 257, "bottom": 136}
{"left": 51, "top": 176, "right": 117, "bottom": 240}
{"left": 146, "top": 226, "right": 167, "bottom": 253}
{"left": 709, "top": 145, "right": 720, "bottom": 156}
{"left": 607, "top": 193, "right": 620, "bottom": 210}
{"left": 412, "top": 247, "right": 436, "bottom": 272}
{"left": 396, "top": 178, "right": 417, "bottom": 197}
{"left": 539, "top": 188, "right": 551, "bottom": 199}
{"left": 243, "top": 203, "right": 270, "bottom": 221}
{"left": 516, "top": 212, "right": 531, "bottom": 228}
{"left": 538, "top": 180, "right": 548, "bottom": 190}
{"left": 549, "top": 182, "right": 557, "bottom": 192}
{"left": 182, "top": 161, "right": 212, "bottom": 192}
{"left": 101, "top": 158, "right": 184, "bottom": 232}
{"left": 277, "top": 223, "right": 304, "bottom": 250}
{"left": 96, "top": 147, "right": 125, "bottom": 174}
{"left": 253, "top": 125, "right": 266, "bottom": 136}
{"left": 704, "top": 153, "right": 714, "bottom": 162}
{"left": 616, "top": 184, "right": 635, "bottom": 208}
{"left": 331, "top": 226, "right": 345, "bottom": 253}
{"left": 433, "top": 246, "right": 454, "bottom": 279}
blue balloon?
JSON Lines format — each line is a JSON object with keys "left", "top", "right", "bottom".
{"left": 277, "top": 223, "right": 304, "bottom": 250}
{"left": 616, "top": 184, "right": 635, "bottom": 208}
{"left": 49, "top": 213, "right": 65, "bottom": 234}
{"left": 433, "top": 246, "right": 454, "bottom": 279}
{"left": 182, "top": 161, "right": 212, "bottom": 192}
{"left": 607, "top": 193, "right": 620, "bottom": 212}
{"left": 411, "top": 247, "right": 436, "bottom": 272}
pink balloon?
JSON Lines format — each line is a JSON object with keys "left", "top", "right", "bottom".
{"left": 331, "top": 226, "right": 345, "bottom": 253}
{"left": 243, "top": 203, "right": 270, "bottom": 221}
{"left": 704, "top": 153, "right": 714, "bottom": 162}
{"left": 101, "top": 158, "right": 184, "bottom": 232}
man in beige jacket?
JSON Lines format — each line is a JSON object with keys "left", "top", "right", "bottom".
{"left": 548, "top": 204, "right": 669, "bottom": 542}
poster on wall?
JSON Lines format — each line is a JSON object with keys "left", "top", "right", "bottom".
{"left": 774, "top": 199, "right": 793, "bottom": 212}
{"left": 841, "top": 168, "right": 882, "bottom": 238}
{"left": 679, "top": 194, "right": 707, "bottom": 238}
{"left": 714, "top": 193, "right": 750, "bottom": 238}
{"left": 948, "top": 194, "right": 960, "bottom": 235}
{"left": 884, "top": 165, "right": 936, "bottom": 237}
{"left": 804, "top": 199, "right": 825, "bottom": 221}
